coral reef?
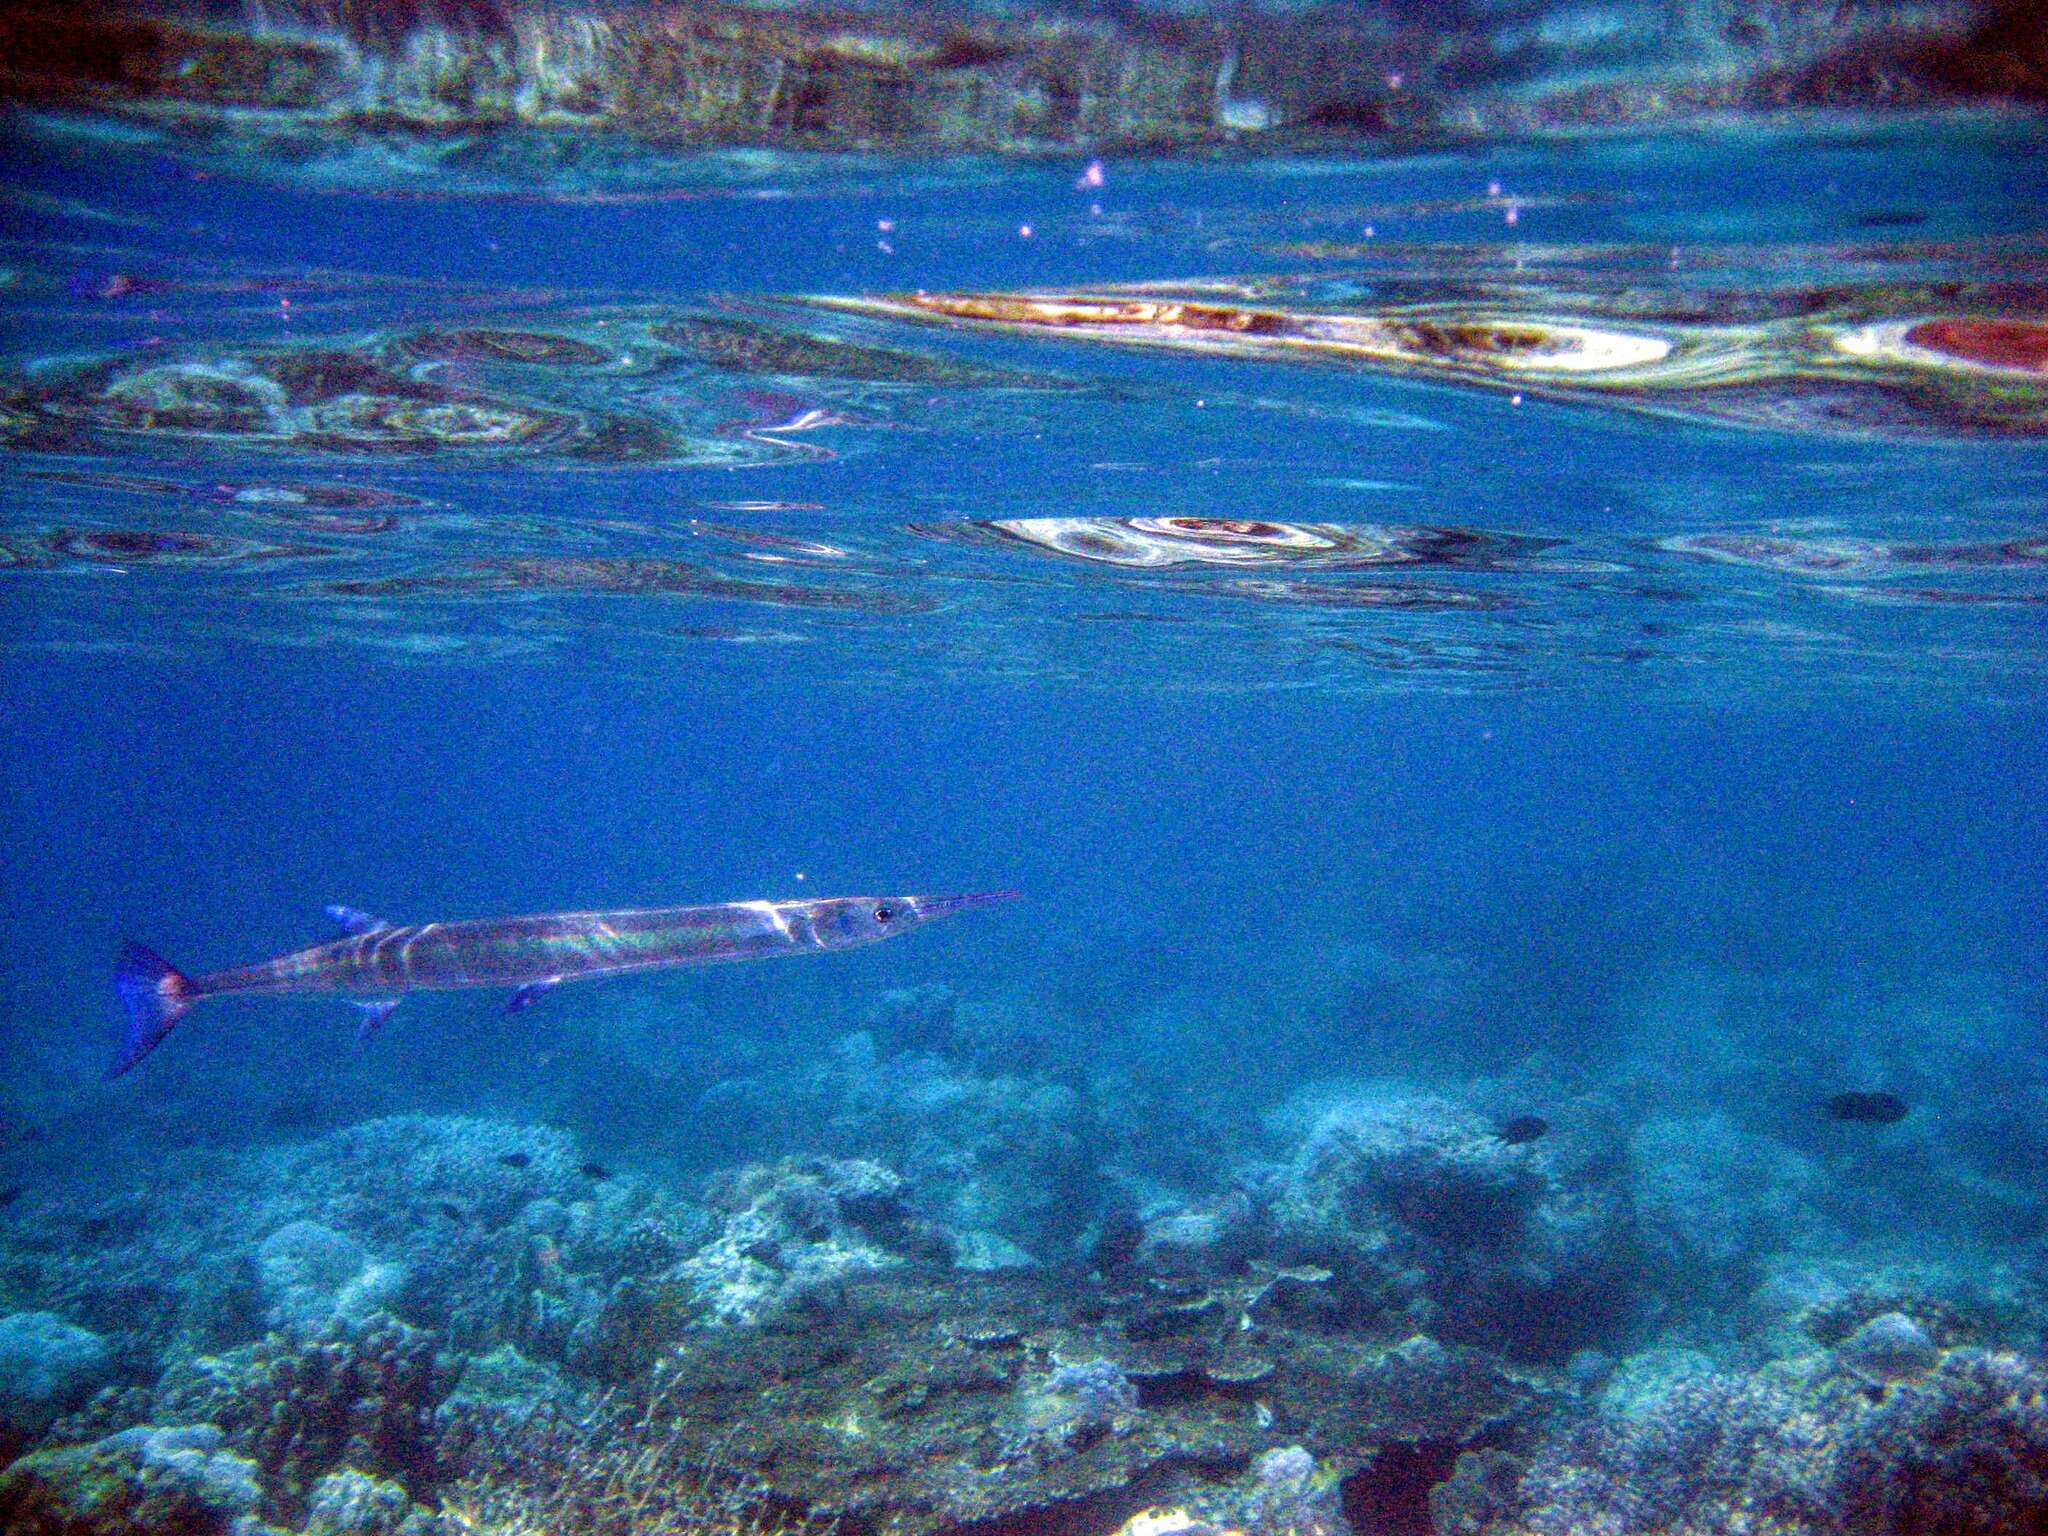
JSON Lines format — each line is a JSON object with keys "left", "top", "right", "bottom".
{"left": 5, "top": 964, "right": 2048, "bottom": 1534}
{"left": 154, "top": 1315, "right": 451, "bottom": 1522}
{"left": 700, "top": 1032, "right": 1109, "bottom": 1261}
{"left": 0, "top": 1113, "right": 709, "bottom": 1377}
{"left": 437, "top": 1382, "right": 828, "bottom": 1536}
{"left": 1439, "top": 1344, "right": 2048, "bottom": 1535}
{"left": 546, "top": 1260, "right": 1541, "bottom": 1533}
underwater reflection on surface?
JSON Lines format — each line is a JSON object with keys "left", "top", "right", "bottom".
{"left": 0, "top": 273, "right": 2041, "bottom": 698}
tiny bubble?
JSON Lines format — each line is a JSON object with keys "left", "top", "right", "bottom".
{"left": 1511, "top": 393, "right": 1524, "bottom": 405}
{"left": 1018, "top": 223, "right": 1034, "bottom": 238}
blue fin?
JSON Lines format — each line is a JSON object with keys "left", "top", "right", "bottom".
{"left": 351, "top": 999, "right": 401, "bottom": 1042}
{"left": 503, "top": 979, "right": 561, "bottom": 1015}
{"left": 109, "top": 942, "right": 197, "bottom": 1078}
{"left": 326, "top": 904, "right": 393, "bottom": 936}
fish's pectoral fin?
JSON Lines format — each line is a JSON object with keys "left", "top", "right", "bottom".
{"left": 503, "top": 978, "right": 562, "bottom": 1016}
{"left": 350, "top": 999, "right": 401, "bottom": 1042}
{"left": 326, "top": 904, "right": 395, "bottom": 937}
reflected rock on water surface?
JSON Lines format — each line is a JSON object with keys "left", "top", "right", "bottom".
{"left": 0, "top": 0, "right": 2043, "bottom": 177}
{"left": 815, "top": 288, "right": 2048, "bottom": 440}
{"left": 325, "top": 556, "right": 935, "bottom": 615}
{"left": 1219, "top": 578, "right": 1520, "bottom": 612}
{"left": 924, "top": 516, "right": 1560, "bottom": 571}
{"left": 0, "top": 307, "right": 1046, "bottom": 470}
{"left": 395, "top": 329, "right": 614, "bottom": 368}
{"left": 653, "top": 315, "right": 1061, "bottom": 390}
{"left": 4, "top": 528, "right": 335, "bottom": 567}
{"left": 13, "top": 353, "right": 580, "bottom": 457}
{"left": 5, "top": 332, "right": 804, "bottom": 467}
{"left": 1662, "top": 532, "right": 2048, "bottom": 575}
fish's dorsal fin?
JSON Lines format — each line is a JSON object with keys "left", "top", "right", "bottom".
{"left": 326, "top": 904, "right": 394, "bottom": 937}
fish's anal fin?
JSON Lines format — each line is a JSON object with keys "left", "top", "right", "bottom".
{"left": 503, "top": 978, "right": 562, "bottom": 1015}
{"left": 351, "top": 999, "right": 401, "bottom": 1043}
{"left": 326, "top": 905, "right": 394, "bottom": 937}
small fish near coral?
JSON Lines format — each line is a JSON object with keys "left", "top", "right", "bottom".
{"left": 108, "top": 891, "right": 1018, "bottom": 1075}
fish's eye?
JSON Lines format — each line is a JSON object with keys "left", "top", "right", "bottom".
{"left": 874, "top": 906, "right": 894, "bottom": 923}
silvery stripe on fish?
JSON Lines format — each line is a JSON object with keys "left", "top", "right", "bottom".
{"left": 109, "top": 891, "right": 1017, "bottom": 1077}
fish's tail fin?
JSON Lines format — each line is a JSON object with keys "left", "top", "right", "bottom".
{"left": 109, "top": 942, "right": 198, "bottom": 1077}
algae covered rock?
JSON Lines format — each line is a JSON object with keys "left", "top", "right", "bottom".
{"left": 1263, "top": 1089, "right": 1634, "bottom": 1355}
{"left": 997, "top": 1357, "right": 1139, "bottom": 1463}
{"left": 1629, "top": 1111, "right": 1833, "bottom": 1303}
{"left": 256, "top": 1222, "right": 405, "bottom": 1338}
{"left": 0, "top": 1312, "right": 114, "bottom": 1448}
{"left": 0, "top": 1423, "right": 263, "bottom": 1536}
{"left": 1837, "top": 1311, "right": 1941, "bottom": 1386}
{"left": 1241, "top": 1444, "right": 1348, "bottom": 1536}
{"left": 301, "top": 1467, "right": 418, "bottom": 1535}
{"left": 673, "top": 1155, "right": 936, "bottom": 1329}
{"left": 1106, "top": 1445, "right": 1351, "bottom": 1536}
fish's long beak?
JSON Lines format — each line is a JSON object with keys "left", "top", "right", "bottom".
{"left": 911, "top": 890, "right": 1021, "bottom": 921}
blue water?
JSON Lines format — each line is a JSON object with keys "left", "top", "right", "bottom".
{"left": 2, "top": 94, "right": 2047, "bottom": 1535}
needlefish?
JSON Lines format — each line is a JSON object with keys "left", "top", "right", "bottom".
{"left": 108, "top": 891, "right": 1018, "bottom": 1077}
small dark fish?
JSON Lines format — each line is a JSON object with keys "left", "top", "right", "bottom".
{"left": 0, "top": 1185, "right": 23, "bottom": 1208}
{"left": 434, "top": 1200, "right": 466, "bottom": 1222}
{"left": 498, "top": 1152, "right": 532, "bottom": 1169}
{"left": 1826, "top": 1091, "right": 1909, "bottom": 1125}
{"left": 579, "top": 1161, "right": 611, "bottom": 1181}
{"left": 1496, "top": 1115, "right": 1549, "bottom": 1145}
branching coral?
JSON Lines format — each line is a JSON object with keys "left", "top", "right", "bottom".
{"left": 437, "top": 1375, "right": 830, "bottom": 1536}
